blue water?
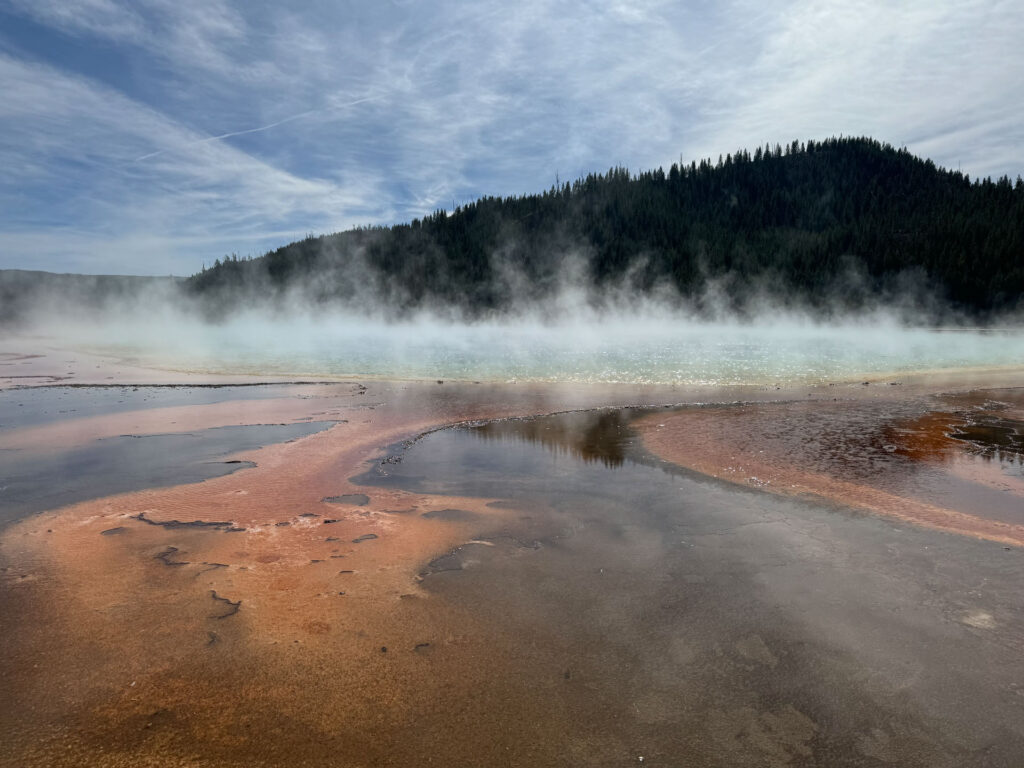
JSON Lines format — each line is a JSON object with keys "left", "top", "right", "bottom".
{"left": 71, "top": 319, "right": 1024, "bottom": 385}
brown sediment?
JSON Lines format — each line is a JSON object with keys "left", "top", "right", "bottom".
{"left": 888, "top": 388, "right": 1024, "bottom": 465}
{"left": 0, "top": 377, "right": 692, "bottom": 766}
{"left": 5, "top": 367, "right": 1024, "bottom": 765}
{"left": 638, "top": 388, "right": 1024, "bottom": 547}
{"left": 884, "top": 405, "right": 1024, "bottom": 499}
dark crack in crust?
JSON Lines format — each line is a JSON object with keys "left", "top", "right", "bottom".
{"left": 154, "top": 546, "right": 188, "bottom": 567}
{"left": 132, "top": 511, "right": 243, "bottom": 532}
{"left": 208, "top": 590, "right": 241, "bottom": 620}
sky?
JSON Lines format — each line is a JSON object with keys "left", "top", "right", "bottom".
{"left": 1, "top": 0, "right": 1022, "bottom": 276}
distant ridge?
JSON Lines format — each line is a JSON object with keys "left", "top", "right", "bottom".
{"left": 188, "top": 137, "right": 1024, "bottom": 317}
{"left": 7, "top": 137, "right": 1023, "bottom": 322}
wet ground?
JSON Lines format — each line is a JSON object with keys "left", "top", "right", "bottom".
{"left": 354, "top": 409, "right": 1024, "bottom": 765}
{"left": 2, "top": 382, "right": 1024, "bottom": 766}
{"left": 639, "top": 388, "right": 1024, "bottom": 544}
{"left": 0, "top": 383, "right": 334, "bottom": 431}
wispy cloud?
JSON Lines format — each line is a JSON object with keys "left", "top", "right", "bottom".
{"left": 131, "top": 95, "right": 387, "bottom": 163}
{"left": 1, "top": 0, "right": 1022, "bottom": 274}
{"left": 0, "top": 53, "right": 386, "bottom": 272}
{"left": 683, "top": 0, "right": 1024, "bottom": 178}
{"left": 3, "top": 0, "right": 147, "bottom": 41}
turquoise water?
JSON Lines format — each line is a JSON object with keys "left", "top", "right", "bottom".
{"left": 62, "top": 317, "right": 1024, "bottom": 385}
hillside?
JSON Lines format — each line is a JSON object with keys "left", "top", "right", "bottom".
{"left": 187, "top": 137, "right": 1021, "bottom": 317}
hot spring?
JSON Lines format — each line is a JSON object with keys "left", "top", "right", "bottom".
{"left": 38, "top": 312, "right": 1024, "bottom": 385}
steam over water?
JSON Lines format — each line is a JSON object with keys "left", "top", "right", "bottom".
{"left": 49, "top": 314, "right": 1024, "bottom": 385}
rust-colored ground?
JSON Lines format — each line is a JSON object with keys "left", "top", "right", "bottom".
{"left": 4, "top": 352, "right": 1024, "bottom": 766}
{"left": 638, "top": 388, "right": 1024, "bottom": 547}
{"left": 0, "top": 378, "right": 687, "bottom": 767}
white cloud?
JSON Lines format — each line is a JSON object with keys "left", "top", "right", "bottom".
{"left": 0, "top": 53, "right": 385, "bottom": 272}
{"left": 680, "top": 1, "right": 1024, "bottom": 178}
{"left": 5, "top": 0, "right": 246, "bottom": 76}
{"left": 4, "top": 0, "right": 147, "bottom": 41}
{"left": 1, "top": 0, "right": 1022, "bottom": 274}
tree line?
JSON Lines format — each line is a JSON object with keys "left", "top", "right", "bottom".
{"left": 188, "top": 137, "right": 1024, "bottom": 318}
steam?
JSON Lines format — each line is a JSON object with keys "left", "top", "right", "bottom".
{"left": 4, "top": 253, "right": 1022, "bottom": 386}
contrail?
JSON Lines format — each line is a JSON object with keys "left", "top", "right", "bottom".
{"left": 132, "top": 95, "right": 384, "bottom": 163}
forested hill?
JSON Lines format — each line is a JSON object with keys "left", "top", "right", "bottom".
{"left": 188, "top": 137, "right": 1024, "bottom": 317}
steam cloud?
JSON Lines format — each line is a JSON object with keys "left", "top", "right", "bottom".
{"left": 3, "top": 248, "right": 1022, "bottom": 386}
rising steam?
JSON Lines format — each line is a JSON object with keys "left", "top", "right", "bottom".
{"left": 3, "top": 252, "right": 1022, "bottom": 386}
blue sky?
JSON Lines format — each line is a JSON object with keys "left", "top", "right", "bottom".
{"left": 1, "top": 0, "right": 1022, "bottom": 276}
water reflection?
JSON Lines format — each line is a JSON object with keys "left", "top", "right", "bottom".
{"left": 470, "top": 409, "right": 650, "bottom": 468}
{"left": 355, "top": 403, "right": 1024, "bottom": 766}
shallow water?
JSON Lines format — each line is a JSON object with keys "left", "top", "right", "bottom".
{"left": 0, "top": 418, "right": 335, "bottom": 523}
{"left": 0, "top": 383, "right": 325, "bottom": 431}
{"left": 352, "top": 409, "right": 1024, "bottom": 765}
{"left": 2, "top": 389, "right": 1024, "bottom": 765}
{"left": 64, "top": 320, "right": 1024, "bottom": 385}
